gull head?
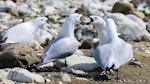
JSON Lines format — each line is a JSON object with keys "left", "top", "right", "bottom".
{"left": 32, "top": 17, "right": 48, "bottom": 26}
{"left": 90, "top": 16, "right": 105, "bottom": 26}
{"left": 68, "top": 13, "right": 83, "bottom": 24}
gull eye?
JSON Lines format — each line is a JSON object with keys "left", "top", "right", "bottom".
{"left": 94, "top": 17, "right": 98, "bottom": 19}
{"left": 41, "top": 19, "right": 44, "bottom": 21}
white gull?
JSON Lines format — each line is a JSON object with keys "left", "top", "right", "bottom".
{"left": 0, "top": 17, "right": 48, "bottom": 45}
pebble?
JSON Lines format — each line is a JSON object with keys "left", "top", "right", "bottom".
{"left": 61, "top": 67, "right": 74, "bottom": 73}
{"left": 60, "top": 73, "right": 71, "bottom": 82}
{"left": 76, "top": 77, "right": 89, "bottom": 81}
{"left": 145, "top": 50, "right": 150, "bottom": 54}
{"left": 129, "top": 60, "right": 143, "bottom": 67}
{"left": 134, "top": 47, "right": 144, "bottom": 51}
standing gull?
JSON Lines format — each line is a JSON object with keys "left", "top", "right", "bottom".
{"left": 89, "top": 16, "right": 128, "bottom": 57}
{"left": 38, "top": 14, "right": 82, "bottom": 67}
{"left": 91, "top": 17, "right": 133, "bottom": 78}
{"left": 0, "top": 17, "right": 48, "bottom": 45}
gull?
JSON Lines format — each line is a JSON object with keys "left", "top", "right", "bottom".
{"left": 38, "top": 14, "right": 82, "bottom": 67}
{"left": 89, "top": 16, "right": 127, "bottom": 57}
{"left": 90, "top": 17, "right": 133, "bottom": 78}
{"left": 0, "top": 17, "right": 48, "bottom": 45}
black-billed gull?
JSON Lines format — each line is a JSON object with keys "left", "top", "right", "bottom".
{"left": 91, "top": 17, "right": 133, "bottom": 78}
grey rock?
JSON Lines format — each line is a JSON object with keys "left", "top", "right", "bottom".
{"left": 55, "top": 59, "right": 66, "bottom": 69}
{"left": 76, "top": 77, "right": 89, "bottom": 81}
{"left": 61, "top": 67, "right": 74, "bottom": 73}
{"left": 0, "top": 43, "right": 39, "bottom": 68}
{"left": 134, "top": 47, "right": 144, "bottom": 51}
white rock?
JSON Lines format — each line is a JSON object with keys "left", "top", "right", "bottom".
{"left": 17, "top": 4, "right": 36, "bottom": 17}
{"left": 126, "top": 14, "right": 146, "bottom": 30}
{"left": 37, "top": 62, "right": 54, "bottom": 68}
{"left": 0, "top": 12, "right": 11, "bottom": 20}
{"left": 73, "top": 69, "right": 87, "bottom": 75}
{"left": 74, "top": 50, "right": 84, "bottom": 56}
{"left": 76, "top": 77, "right": 89, "bottom": 81}
{"left": 66, "top": 54, "right": 99, "bottom": 71}
{"left": 55, "top": 59, "right": 66, "bottom": 69}
{"left": 145, "top": 50, "right": 150, "bottom": 54}
{"left": 56, "top": 49, "right": 97, "bottom": 71}
{"left": 0, "top": 74, "right": 14, "bottom": 84}
{"left": 7, "top": 68, "right": 45, "bottom": 83}
{"left": 45, "top": 78, "right": 51, "bottom": 83}
{"left": 58, "top": 81, "right": 63, "bottom": 84}
{"left": 0, "top": 68, "right": 11, "bottom": 78}
{"left": 109, "top": 13, "right": 150, "bottom": 41}
{"left": 30, "top": 40, "right": 44, "bottom": 51}
{"left": 60, "top": 73, "right": 71, "bottom": 82}
{"left": 55, "top": 50, "right": 84, "bottom": 69}
{"left": 0, "top": 24, "right": 8, "bottom": 32}
{"left": 44, "top": 6, "right": 56, "bottom": 15}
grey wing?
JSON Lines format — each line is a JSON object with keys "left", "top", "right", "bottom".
{"left": 41, "top": 38, "right": 78, "bottom": 64}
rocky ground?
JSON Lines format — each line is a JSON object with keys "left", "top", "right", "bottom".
{"left": 0, "top": 0, "right": 150, "bottom": 84}
{"left": 35, "top": 41, "right": 150, "bottom": 84}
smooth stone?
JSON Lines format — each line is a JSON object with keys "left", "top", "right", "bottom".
{"left": 7, "top": 67, "right": 45, "bottom": 83}
{"left": 112, "top": 1, "right": 134, "bottom": 15}
{"left": 60, "top": 73, "right": 71, "bottom": 82}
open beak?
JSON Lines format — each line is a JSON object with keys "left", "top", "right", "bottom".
{"left": 80, "top": 15, "right": 93, "bottom": 25}
{"left": 45, "top": 15, "right": 50, "bottom": 23}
